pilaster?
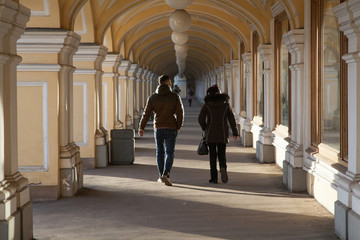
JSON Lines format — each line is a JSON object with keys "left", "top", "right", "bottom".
{"left": 231, "top": 60, "right": 240, "bottom": 121}
{"left": 241, "top": 52, "right": 253, "bottom": 147}
{"left": 0, "top": 1, "right": 32, "bottom": 239}
{"left": 118, "top": 60, "right": 131, "bottom": 128}
{"left": 224, "top": 63, "right": 231, "bottom": 96}
{"left": 73, "top": 44, "right": 108, "bottom": 169}
{"left": 135, "top": 67, "right": 145, "bottom": 129}
{"left": 127, "top": 63, "right": 139, "bottom": 130}
{"left": 256, "top": 44, "right": 274, "bottom": 163}
{"left": 104, "top": 53, "right": 123, "bottom": 130}
{"left": 334, "top": 2, "right": 360, "bottom": 239}
{"left": 218, "top": 66, "right": 225, "bottom": 91}
{"left": 282, "top": 29, "right": 306, "bottom": 192}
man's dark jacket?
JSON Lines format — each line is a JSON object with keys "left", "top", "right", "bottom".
{"left": 139, "top": 84, "right": 184, "bottom": 131}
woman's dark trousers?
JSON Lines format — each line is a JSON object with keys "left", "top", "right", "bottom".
{"left": 208, "top": 143, "right": 226, "bottom": 180}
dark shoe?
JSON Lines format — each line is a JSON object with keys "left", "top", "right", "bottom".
{"left": 161, "top": 175, "right": 172, "bottom": 186}
{"left": 220, "top": 168, "right": 228, "bottom": 183}
{"left": 209, "top": 178, "right": 218, "bottom": 184}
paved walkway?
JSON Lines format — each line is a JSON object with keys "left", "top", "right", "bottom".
{"left": 33, "top": 99, "right": 338, "bottom": 240}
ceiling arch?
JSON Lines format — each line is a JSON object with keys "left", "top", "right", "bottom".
{"left": 26, "top": 0, "right": 307, "bottom": 80}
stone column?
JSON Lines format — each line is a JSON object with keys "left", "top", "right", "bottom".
{"left": 127, "top": 64, "right": 139, "bottom": 130}
{"left": 255, "top": 44, "right": 275, "bottom": 163}
{"left": 334, "top": 2, "right": 360, "bottom": 239}
{"left": 141, "top": 69, "right": 148, "bottom": 108}
{"left": 0, "top": 1, "right": 32, "bottom": 239}
{"left": 58, "top": 32, "right": 83, "bottom": 194}
{"left": 73, "top": 44, "right": 108, "bottom": 168}
{"left": 282, "top": 29, "right": 306, "bottom": 192}
{"left": 224, "top": 63, "right": 231, "bottom": 97}
{"left": 240, "top": 52, "right": 253, "bottom": 147}
{"left": 136, "top": 67, "right": 145, "bottom": 127}
{"left": 118, "top": 60, "right": 131, "bottom": 128}
{"left": 218, "top": 66, "right": 225, "bottom": 91}
{"left": 232, "top": 60, "right": 241, "bottom": 123}
{"left": 107, "top": 54, "right": 123, "bottom": 129}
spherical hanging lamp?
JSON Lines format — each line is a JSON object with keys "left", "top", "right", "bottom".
{"left": 165, "top": 0, "right": 193, "bottom": 9}
{"left": 169, "top": 10, "right": 191, "bottom": 32}
{"left": 171, "top": 32, "right": 188, "bottom": 45}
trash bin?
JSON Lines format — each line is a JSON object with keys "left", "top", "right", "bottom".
{"left": 110, "top": 129, "right": 135, "bottom": 164}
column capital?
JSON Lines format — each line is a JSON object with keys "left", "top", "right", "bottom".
{"left": 258, "top": 44, "right": 272, "bottom": 66}
{"left": 75, "top": 44, "right": 108, "bottom": 70}
{"left": 136, "top": 67, "right": 145, "bottom": 80}
{"left": 102, "top": 53, "right": 122, "bottom": 73}
{"left": 118, "top": 59, "right": 131, "bottom": 75}
{"left": 128, "top": 63, "right": 139, "bottom": 77}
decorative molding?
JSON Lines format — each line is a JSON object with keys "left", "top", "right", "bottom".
{"left": 271, "top": 1, "right": 285, "bottom": 18}
{"left": 17, "top": 64, "right": 61, "bottom": 71}
{"left": 30, "top": 0, "right": 50, "bottom": 17}
{"left": 18, "top": 81, "right": 49, "bottom": 172}
{"left": 74, "top": 69, "right": 97, "bottom": 75}
{"left": 74, "top": 82, "right": 88, "bottom": 146}
{"left": 17, "top": 31, "right": 68, "bottom": 53}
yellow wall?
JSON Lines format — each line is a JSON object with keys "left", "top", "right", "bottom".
{"left": 20, "top": 0, "right": 60, "bottom": 28}
{"left": 73, "top": 75, "right": 95, "bottom": 159}
{"left": 17, "top": 71, "right": 59, "bottom": 186}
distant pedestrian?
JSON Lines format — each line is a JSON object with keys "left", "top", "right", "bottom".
{"left": 138, "top": 75, "right": 184, "bottom": 186}
{"left": 198, "top": 84, "right": 239, "bottom": 184}
{"left": 187, "top": 85, "right": 194, "bottom": 107}
{"left": 173, "top": 85, "right": 181, "bottom": 94}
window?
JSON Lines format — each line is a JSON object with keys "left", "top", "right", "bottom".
{"left": 275, "top": 12, "right": 290, "bottom": 129}
{"left": 253, "top": 31, "right": 264, "bottom": 119}
{"left": 311, "top": 0, "right": 348, "bottom": 163}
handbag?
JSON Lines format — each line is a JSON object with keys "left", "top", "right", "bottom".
{"left": 197, "top": 133, "right": 208, "bottom": 155}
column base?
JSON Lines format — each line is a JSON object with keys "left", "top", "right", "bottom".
{"left": 285, "top": 163, "right": 306, "bottom": 192}
{"left": 283, "top": 160, "right": 289, "bottom": 186}
{"left": 134, "top": 117, "right": 140, "bottom": 132}
{"left": 126, "top": 115, "right": 133, "bottom": 129}
{"left": 0, "top": 211, "right": 20, "bottom": 240}
{"left": 335, "top": 200, "right": 348, "bottom": 240}
{"left": 96, "top": 143, "right": 108, "bottom": 168}
{"left": 60, "top": 142, "right": 83, "bottom": 197}
{"left": 349, "top": 210, "right": 360, "bottom": 240}
{"left": 20, "top": 201, "right": 33, "bottom": 240}
{"left": 241, "top": 129, "right": 253, "bottom": 147}
{"left": 256, "top": 140, "right": 274, "bottom": 163}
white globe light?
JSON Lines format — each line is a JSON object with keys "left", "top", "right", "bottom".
{"left": 166, "top": 0, "right": 193, "bottom": 9}
{"left": 169, "top": 10, "right": 191, "bottom": 32}
{"left": 171, "top": 32, "right": 188, "bottom": 45}
{"left": 174, "top": 44, "right": 188, "bottom": 53}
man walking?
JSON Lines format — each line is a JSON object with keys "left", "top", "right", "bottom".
{"left": 138, "top": 75, "right": 184, "bottom": 186}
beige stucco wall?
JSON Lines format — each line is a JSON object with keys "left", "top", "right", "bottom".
{"left": 17, "top": 71, "right": 59, "bottom": 186}
{"left": 73, "top": 75, "right": 96, "bottom": 159}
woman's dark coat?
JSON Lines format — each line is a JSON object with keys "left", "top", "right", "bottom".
{"left": 198, "top": 93, "right": 239, "bottom": 143}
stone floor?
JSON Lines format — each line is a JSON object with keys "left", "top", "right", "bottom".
{"left": 33, "top": 99, "right": 338, "bottom": 240}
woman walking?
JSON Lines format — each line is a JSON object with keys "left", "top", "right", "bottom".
{"left": 198, "top": 85, "right": 239, "bottom": 184}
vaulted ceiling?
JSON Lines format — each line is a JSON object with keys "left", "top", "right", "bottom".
{"left": 20, "top": 0, "right": 304, "bottom": 80}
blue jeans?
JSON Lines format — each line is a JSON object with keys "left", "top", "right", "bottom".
{"left": 154, "top": 129, "right": 178, "bottom": 176}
